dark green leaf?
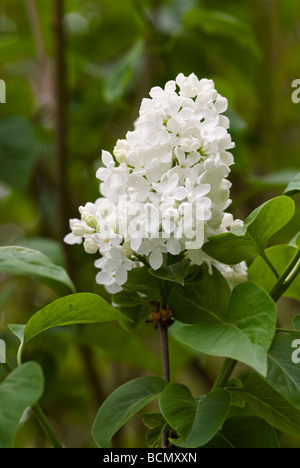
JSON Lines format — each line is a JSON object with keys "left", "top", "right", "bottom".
{"left": 204, "top": 416, "right": 279, "bottom": 448}
{"left": 92, "top": 377, "right": 168, "bottom": 448}
{"left": 159, "top": 384, "right": 231, "bottom": 447}
{"left": 203, "top": 197, "right": 295, "bottom": 264}
{"left": 175, "top": 282, "right": 277, "bottom": 376}
{"left": 123, "top": 266, "right": 160, "bottom": 298}
{"left": 149, "top": 261, "right": 190, "bottom": 285}
{"left": 169, "top": 266, "right": 231, "bottom": 324}
{"left": 140, "top": 413, "right": 166, "bottom": 430}
{"left": 230, "top": 373, "right": 300, "bottom": 436}
{"left": 146, "top": 425, "right": 166, "bottom": 448}
{"left": 113, "top": 289, "right": 152, "bottom": 330}
{"left": 266, "top": 331, "right": 300, "bottom": 408}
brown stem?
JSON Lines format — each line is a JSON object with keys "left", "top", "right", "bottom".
{"left": 157, "top": 320, "right": 170, "bottom": 382}
{"left": 157, "top": 319, "right": 170, "bottom": 449}
{"left": 53, "top": 0, "right": 72, "bottom": 272}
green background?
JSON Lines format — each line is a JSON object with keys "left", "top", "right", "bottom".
{"left": 0, "top": 0, "right": 299, "bottom": 447}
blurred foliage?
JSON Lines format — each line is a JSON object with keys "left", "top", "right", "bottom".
{"left": 0, "top": 0, "right": 300, "bottom": 448}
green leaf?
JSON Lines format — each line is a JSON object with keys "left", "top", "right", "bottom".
{"left": 203, "top": 196, "right": 295, "bottom": 264}
{"left": 169, "top": 266, "right": 231, "bottom": 324}
{"left": 0, "top": 362, "right": 44, "bottom": 448}
{"left": 183, "top": 9, "right": 261, "bottom": 59}
{"left": 149, "top": 261, "right": 190, "bottom": 285}
{"left": 204, "top": 416, "right": 279, "bottom": 448}
{"left": 266, "top": 331, "right": 300, "bottom": 408}
{"left": 141, "top": 413, "right": 169, "bottom": 448}
{"left": 230, "top": 373, "right": 300, "bottom": 436}
{"left": 284, "top": 172, "right": 300, "bottom": 196}
{"left": 175, "top": 282, "right": 277, "bottom": 376}
{"left": 123, "top": 266, "right": 160, "bottom": 298}
{"left": 0, "top": 117, "right": 37, "bottom": 191}
{"left": 113, "top": 289, "right": 152, "bottom": 330}
{"left": 140, "top": 413, "right": 166, "bottom": 430}
{"left": 146, "top": 425, "right": 167, "bottom": 448}
{"left": 10, "top": 293, "right": 124, "bottom": 358}
{"left": 159, "top": 384, "right": 231, "bottom": 447}
{"left": 0, "top": 246, "right": 75, "bottom": 292}
{"left": 115, "top": 266, "right": 160, "bottom": 329}
{"left": 248, "top": 245, "right": 300, "bottom": 301}
{"left": 92, "top": 377, "right": 168, "bottom": 448}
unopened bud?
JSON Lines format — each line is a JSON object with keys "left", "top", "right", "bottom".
{"left": 84, "top": 238, "right": 98, "bottom": 254}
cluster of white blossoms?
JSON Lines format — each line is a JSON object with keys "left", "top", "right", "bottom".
{"left": 65, "top": 73, "right": 247, "bottom": 293}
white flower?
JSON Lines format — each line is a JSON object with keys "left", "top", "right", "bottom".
{"left": 151, "top": 173, "right": 188, "bottom": 203}
{"left": 65, "top": 73, "right": 247, "bottom": 292}
{"left": 95, "top": 246, "right": 133, "bottom": 286}
{"left": 134, "top": 238, "right": 168, "bottom": 270}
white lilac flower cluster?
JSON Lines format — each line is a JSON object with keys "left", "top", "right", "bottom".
{"left": 64, "top": 73, "right": 247, "bottom": 293}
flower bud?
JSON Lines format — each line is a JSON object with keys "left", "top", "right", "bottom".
{"left": 84, "top": 238, "right": 98, "bottom": 254}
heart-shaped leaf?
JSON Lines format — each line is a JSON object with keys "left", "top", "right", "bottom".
{"left": 175, "top": 282, "right": 277, "bottom": 375}
{"left": 169, "top": 266, "right": 231, "bottom": 324}
{"left": 92, "top": 377, "right": 167, "bottom": 448}
{"left": 204, "top": 416, "right": 279, "bottom": 448}
{"left": 266, "top": 329, "right": 300, "bottom": 408}
{"left": 230, "top": 373, "right": 300, "bottom": 436}
{"left": 203, "top": 196, "right": 295, "bottom": 264}
{"left": 159, "top": 384, "right": 231, "bottom": 447}
{"left": 123, "top": 266, "right": 160, "bottom": 298}
{"left": 149, "top": 261, "right": 190, "bottom": 285}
